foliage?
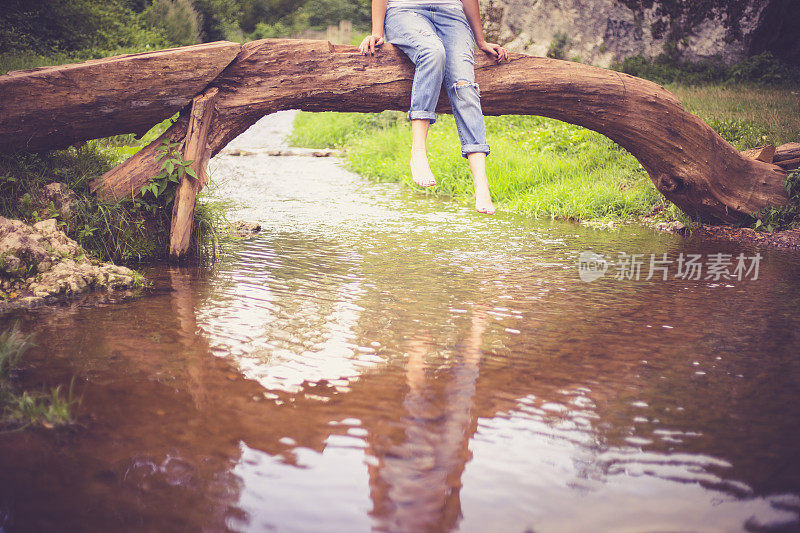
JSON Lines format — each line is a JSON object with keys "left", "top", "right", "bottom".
{"left": 0, "top": 0, "right": 166, "bottom": 56}
{"left": 141, "top": 139, "right": 197, "bottom": 206}
{"left": 4, "top": 381, "right": 79, "bottom": 430}
{"left": 145, "top": 0, "right": 202, "bottom": 46}
{"left": 546, "top": 32, "right": 570, "bottom": 60}
{"left": 192, "top": 0, "right": 243, "bottom": 41}
{"left": 754, "top": 171, "right": 800, "bottom": 232}
{"left": 244, "top": 0, "right": 370, "bottom": 39}
{"left": 0, "top": 142, "right": 170, "bottom": 263}
{"left": 614, "top": 52, "right": 800, "bottom": 86}
{"left": 0, "top": 324, "right": 75, "bottom": 431}
{"left": 0, "top": 323, "right": 35, "bottom": 384}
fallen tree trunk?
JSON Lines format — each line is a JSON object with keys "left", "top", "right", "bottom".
{"left": 90, "top": 39, "right": 788, "bottom": 225}
{"left": 0, "top": 42, "right": 240, "bottom": 153}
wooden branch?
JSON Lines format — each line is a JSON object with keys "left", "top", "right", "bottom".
{"left": 777, "top": 157, "right": 800, "bottom": 171}
{"left": 0, "top": 42, "right": 240, "bottom": 153}
{"left": 774, "top": 143, "right": 800, "bottom": 171}
{"left": 90, "top": 39, "right": 789, "bottom": 223}
{"left": 169, "top": 88, "right": 218, "bottom": 259}
{"left": 774, "top": 142, "right": 800, "bottom": 163}
{"left": 742, "top": 145, "right": 776, "bottom": 163}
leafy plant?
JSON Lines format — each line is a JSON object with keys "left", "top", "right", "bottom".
{"left": 754, "top": 170, "right": 800, "bottom": 232}
{"left": 0, "top": 323, "right": 35, "bottom": 382}
{"left": 141, "top": 139, "right": 197, "bottom": 207}
{"left": 4, "top": 379, "right": 80, "bottom": 429}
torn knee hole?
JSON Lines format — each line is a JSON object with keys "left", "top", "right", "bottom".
{"left": 453, "top": 80, "right": 480, "bottom": 97}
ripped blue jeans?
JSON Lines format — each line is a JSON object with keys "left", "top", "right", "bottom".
{"left": 384, "top": 5, "right": 490, "bottom": 158}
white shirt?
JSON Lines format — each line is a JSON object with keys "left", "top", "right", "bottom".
{"left": 386, "top": 0, "right": 463, "bottom": 8}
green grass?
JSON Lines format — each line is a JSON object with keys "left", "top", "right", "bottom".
{"left": 290, "top": 111, "right": 675, "bottom": 222}
{"left": 4, "top": 381, "right": 79, "bottom": 430}
{"left": 0, "top": 323, "right": 35, "bottom": 383}
{"left": 289, "top": 82, "right": 799, "bottom": 224}
{"left": 668, "top": 84, "right": 800, "bottom": 149}
{"left": 0, "top": 324, "right": 78, "bottom": 430}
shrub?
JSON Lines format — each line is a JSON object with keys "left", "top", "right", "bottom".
{"left": 546, "top": 32, "right": 570, "bottom": 60}
{"left": 0, "top": 0, "right": 165, "bottom": 55}
{"left": 146, "top": 0, "right": 203, "bottom": 47}
{"left": 614, "top": 51, "right": 800, "bottom": 86}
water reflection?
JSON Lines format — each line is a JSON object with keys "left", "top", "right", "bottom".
{"left": 0, "top": 112, "right": 799, "bottom": 532}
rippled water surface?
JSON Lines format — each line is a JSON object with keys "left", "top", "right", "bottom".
{"left": 2, "top": 112, "right": 800, "bottom": 532}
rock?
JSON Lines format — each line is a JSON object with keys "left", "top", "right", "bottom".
{"left": 1, "top": 217, "right": 147, "bottom": 313}
{"left": 0, "top": 216, "right": 51, "bottom": 276}
{"left": 41, "top": 182, "right": 79, "bottom": 217}
{"left": 482, "top": 0, "right": 781, "bottom": 67}
{"left": 228, "top": 221, "right": 262, "bottom": 239}
{"left": 655, "top": 221, "right": 687, "bottom": 234}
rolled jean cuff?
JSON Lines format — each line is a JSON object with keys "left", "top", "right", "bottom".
{"left": 461, "top": 143, "right": 491, "bottom": 158}
{"left": 408, "top": 110, "right": 438, "bottom": 124}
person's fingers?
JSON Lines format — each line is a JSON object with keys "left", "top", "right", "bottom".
{"left": 369, "top": 39, "right": 375, "bottom": 55}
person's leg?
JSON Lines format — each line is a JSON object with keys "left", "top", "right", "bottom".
{"left": 435, "top": 7, "right": 494, "bottom": 213}
{"left": 384, "top": 8, "right": 445, "bottom": 187}
{"left": 467, "top": 152, "right": 494, "bottom": 214}
{"left": 410, "top": 118, "right": 435, "bottom": 187}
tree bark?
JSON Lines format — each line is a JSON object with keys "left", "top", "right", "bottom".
{"left": 774, "top": 143, "right": 800, "bottom": 170}
{"left": 169, "top": 88, "right": 218, "bottom": 259}
{"left": 87, "top": 39, "right": 789, "bottom": 223}
{"left": 0, "top": 42, "right": 240, "bottom": 153}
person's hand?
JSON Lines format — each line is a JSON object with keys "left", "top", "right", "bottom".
{"left": 477, "top": 41, "right": 508, "bottom": 63}
{"left": 359, "top": 34, "right": 384, "bottom": 56}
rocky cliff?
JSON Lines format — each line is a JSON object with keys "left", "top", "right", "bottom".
{"left": 481, "top": 0, "right": 799, "bottom": 67}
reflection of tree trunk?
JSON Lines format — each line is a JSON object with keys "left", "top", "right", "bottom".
{"left": 169, "top": 267, "right": 208, "bottom": 411}
{"left": 368, "top": 311, "right": 487, "bottom": 532}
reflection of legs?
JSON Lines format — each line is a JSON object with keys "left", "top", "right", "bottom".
{"left": 384, "top": 8, "right": 444, "bottom": 188}
{"left": 405, "top": 337, "right": 429, "bottom": 404}
{"left": 377, "top": 313, "right": 487, "bottom": 530}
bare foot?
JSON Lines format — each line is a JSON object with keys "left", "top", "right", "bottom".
{"left": 474, "top": 184, "right": 495, "bottom": 214}
{"left": 475, "top": 199, "right": 495, "bottom": 214}
{"left": 410, "top": 149, "right": 436, "bottom": 187}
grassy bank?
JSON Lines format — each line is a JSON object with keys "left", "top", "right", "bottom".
{"left": 289, "top": 83, "right": 799, "bottom": 225}
{"left": 0, "top": 116, "right": 222, "bottom": 263}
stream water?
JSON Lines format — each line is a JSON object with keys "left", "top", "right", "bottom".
{"left": 1, "top": 112, "right": 800, "bottom": 532}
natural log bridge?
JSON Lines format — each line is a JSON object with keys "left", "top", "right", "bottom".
{"left": 1, "top": 39, "right": 797, "bottom": 259}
